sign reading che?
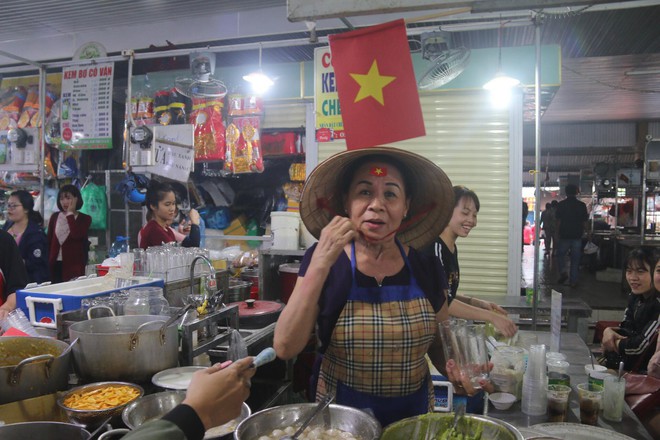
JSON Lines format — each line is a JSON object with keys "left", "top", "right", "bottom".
{"left": 314, "top": 47, "right": 345, "bottom": 142}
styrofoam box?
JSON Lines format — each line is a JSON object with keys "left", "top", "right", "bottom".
{"left": 17, "top": 276, "right": 164, "bottom": 329}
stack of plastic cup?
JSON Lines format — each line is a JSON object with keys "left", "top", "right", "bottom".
{"left": 522, "top": 343, "right": 548, "bottom": 415}
{"left": 0, "top": 308, "right": 41, "bottom": 337}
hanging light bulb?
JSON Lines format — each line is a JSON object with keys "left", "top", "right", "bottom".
{"left": 243, "top": 44, "right": 274, "bottom": 94}
{"left": 483, "top": 20, "right": 520, "bottom": 107}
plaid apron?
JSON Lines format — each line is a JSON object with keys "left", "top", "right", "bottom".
{"left": 316, "top": 240, "right": 436, "bottom": 426}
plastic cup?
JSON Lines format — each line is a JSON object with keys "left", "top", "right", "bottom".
{"left": 577, "top": 382, "right": 604, "bottom": 425}
{"left": 547, "top": 359, "right": 570, "bottom": 374}
{"left": 602, "top": 375, "right": 626, "bottom": 422}
{"left": 547, "top": 384, "right": 571, "bottom": 422}
{"left": 0, "top": 308, "right": 40, "bottom": 337}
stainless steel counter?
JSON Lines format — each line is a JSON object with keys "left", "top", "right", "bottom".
{"left": 489, "top": 331, "right": 652, "bottom": 440}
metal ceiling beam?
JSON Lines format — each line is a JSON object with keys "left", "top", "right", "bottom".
{"left": 471, "top": 0, "right": 641, "bottom": 13}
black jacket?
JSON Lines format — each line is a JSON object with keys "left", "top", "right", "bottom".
{"left": 2, "top": 221, "right": 49, "bottom": 284}
{"left": 618, "top": 291, "right": 660, "bottom": 370}
{"left": 0, "top": 229, "right": 29, "bottom": 301}
{"left": 555, "top": 196, "right": 589, "bottom": 239}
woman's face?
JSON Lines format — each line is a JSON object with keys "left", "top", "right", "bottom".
{"left": 653, "top": 260, "right": 660, "bottom": 292}
{"left": 626, "top": 260, "right": 653, "bottom": 294}
{"left": 152, "top": 191, "right": 177, "bottom": 225}
{"left": 6, "top": 196, "right": 27, "bottom": 223}
{"left": 345, "top": 161, "right": 409, "bottom": 243}
{"left": 59, "top": 192, "right": 78, "bottom": 212}
{"left": 447, "top": 196, "right": 478, "bottom": 238}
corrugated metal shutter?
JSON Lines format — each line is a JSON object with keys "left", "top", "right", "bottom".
{"left": 263, "top": 102, "right": 307, "bottom": 129}
{"left": 318, "top": 90, "right": 518, "bottom": 297}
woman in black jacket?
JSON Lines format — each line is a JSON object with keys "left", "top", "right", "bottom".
{"left": 602, "top": 247, "right": 660, "bottom": 370}
{"left": 2, "top": 190, "right": 49, "bottom": 284}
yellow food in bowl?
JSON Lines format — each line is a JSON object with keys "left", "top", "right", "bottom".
{"left": 63, "top": 384, "right": 141, "bottom": 410}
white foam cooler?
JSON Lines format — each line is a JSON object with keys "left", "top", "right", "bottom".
{"left": 16, "top": 276, "right": 164, "bottom": 329}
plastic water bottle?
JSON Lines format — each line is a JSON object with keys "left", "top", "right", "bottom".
{"left": 109, "top": 236, "right": 129, "bottom": 258}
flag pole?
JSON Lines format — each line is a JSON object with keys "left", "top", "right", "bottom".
{"left": 404, "top": 8, "right": 472, "bottom": 25}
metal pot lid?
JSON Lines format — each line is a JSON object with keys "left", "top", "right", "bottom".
{"left": 152, "top": 366, "right": 205, "bottom": 390}
{"left": 228, "top": 299, "right": 283, "bottom": 317}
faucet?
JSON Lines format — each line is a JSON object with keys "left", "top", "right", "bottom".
{"left": 189, "top": 255, "right": 220, "bottom": 311}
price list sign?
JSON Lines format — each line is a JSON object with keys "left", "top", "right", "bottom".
{"left": 60, "top": 62, "right": 114, "bottom": 149}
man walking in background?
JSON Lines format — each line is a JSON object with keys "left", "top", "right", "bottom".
{"left": 555, "top": 184, "right": 589, "bottom": 287}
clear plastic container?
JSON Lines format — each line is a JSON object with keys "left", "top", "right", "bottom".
{"left": 490, "top": 345, "right": 525, "bottom": 400}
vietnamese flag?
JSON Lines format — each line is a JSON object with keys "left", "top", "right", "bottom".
{"left": 329, "top": 19, "right": 425, "bottom": 150}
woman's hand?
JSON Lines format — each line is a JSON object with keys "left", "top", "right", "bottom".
{"left": 67, "top": 197, "right": 78, "bottom": 214}
{"left": 183, "top": 357, "right": 255, "bottom": 431}
{"left": 445, "top": 359, "right": 494, "bottom": 396}
{"left": 473, "top": 298, "right": 507, "bottom": 315}
{"left": 312, "top": 216, "right": 357, "bottom": 268}
{"left": 602, "top": 327, "right": 622, "bottom": 352}
{"left": 0, "top": 307, "right": 11, "bottom": 320}
{"left": 188, "top": 209, "right": 200, "bottom": 225}
{"left": 491, "top": 313, "right": 518, "bottom": 338}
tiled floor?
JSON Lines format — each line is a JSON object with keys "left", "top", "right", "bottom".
{"left": 521, "top": 244, "right": 629, "bottom": 335}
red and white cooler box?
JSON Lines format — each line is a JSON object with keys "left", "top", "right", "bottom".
{"left": 16, "top": 276, "right": 164, "bottom": 329}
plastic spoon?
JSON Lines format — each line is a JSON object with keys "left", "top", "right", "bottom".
{"left": 618, "top": 360, "right": 625, "bottom": 381}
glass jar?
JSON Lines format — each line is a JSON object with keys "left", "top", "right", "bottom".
{"left": 490, "top": 345, "right": 525, "bottom": 400}
{"left": 147, "top": 287, "right": 170, "bottom": 315}
{"left": 124, "top": 288, "right": 151, "bottom": 315}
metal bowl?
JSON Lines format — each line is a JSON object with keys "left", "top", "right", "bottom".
{"left": 234, "top": 403, "right": 381, "bottom": 440}
{"left": 57, "top": 381, "right": 144, "bottom": 428}
{"left": 123, "top": 390, "right": 251, "bottom": 440}
{"left": 380, "top": 413, "right": 523, "bottom": 440}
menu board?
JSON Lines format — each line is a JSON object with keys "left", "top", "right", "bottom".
{"left": 314, "top": 47, "right": 345, "bottom": 142}
{"left": 60, "top": 62, "right": 113, "bottom": 149}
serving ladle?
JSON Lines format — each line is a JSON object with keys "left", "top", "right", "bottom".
{"left": 281, "top": 393, "right": 335, "bottom": 440}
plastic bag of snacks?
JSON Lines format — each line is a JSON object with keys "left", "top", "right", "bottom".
{"left": 29, "top": 84, "right": 57, "bottom": 128}
{"left": 191, "top": 96, "right": 226, "bottom": 162}
{"left": 0, "top": 86, "right": 27, "bottom": 130}
{"left": 17, "top": 85, "right": 38, "bottom": 128}
{"left": 225, "top": 116, "right": 263, "bottom": 174}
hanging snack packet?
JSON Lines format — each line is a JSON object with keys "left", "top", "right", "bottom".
{"left": 136, "top": 94, "right": 154, "bottom": 126}
{"left": 29, "top": 85, "right": 57, "bottom": 128}
{"left": 168, "top": 87, "right": 187, "bottom": 125}
{"left": 0, "top": 86, "right": 27, "bottom": 130}
{"left": 225, "top": 116, "right": 263, "bottom": 174}
{"left": 18, "top": 85, "right": 38, "bottom": 128}
{"left": 190, "top": 97, "right": 226, "bottom": 162}
{"left": 154, "top": 89, "right": 171, "bottom": 125}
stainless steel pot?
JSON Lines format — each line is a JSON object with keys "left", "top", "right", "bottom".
{"left": 235, "top": 403, "right": 381, "bottom": 440}
{"left": 69, "top": 315, "right": 179, "bottom": 382}
{"left": 0, "top": 421, "right": 90, "bottom": 439}
{"left": 0, "top": 337, "right": 72, "bottom": 404}
{"left": 123, "top": 390, "right": 251, "bottom": 440}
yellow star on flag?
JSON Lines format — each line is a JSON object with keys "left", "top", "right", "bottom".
{"left": 374, "top": 167, "right": 384, "bottom": 175}
{"left": 350, "top": 60, "right": 396, "bottom": 106}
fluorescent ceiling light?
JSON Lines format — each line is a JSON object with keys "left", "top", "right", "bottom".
{"left": 625, "top": 68, "right": 660, "bottom": 76}
{"left": 483, "top": 72, "right": 520, "bottom": 90}
{"left": 441, "top": 18, "right": 532, "bottom": 32}
{"left": 243, "top": 71, "right": 274, "bottom": 94}
{"left": 243, "top": 45, "right": 274, "bottom": 94}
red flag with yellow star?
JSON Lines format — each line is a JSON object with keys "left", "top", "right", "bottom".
{"left": 329, "top": 19, "right": 425, "bottom": 150}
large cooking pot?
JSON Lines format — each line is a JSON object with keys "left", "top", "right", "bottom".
{"left": 227, "top": 299, "right": 284, "bottom": 329}
{"left": 0, "top": 421, "right": 90, "bottom": 439}
{"left": 69, "top": 315, "right": 179, "bottom": 382}
{"left": 0, "top": 337, "right": 72, "bottom": 404}
{"left": 235, "top": 403, "right": 381, "bottom": 440}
